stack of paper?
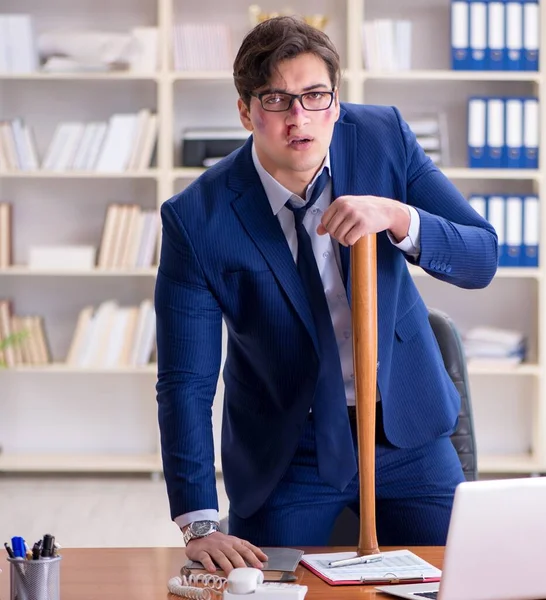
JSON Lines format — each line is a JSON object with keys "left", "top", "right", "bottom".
{"left": 301, "top": 550, "right": 441, "bottom": 586}
{"left": 464, "top": 327, "right": 526, "bottom": 365}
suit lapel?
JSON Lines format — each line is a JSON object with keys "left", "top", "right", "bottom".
{"left": 330, "top": 118, "right": 357, "bottom": 305}
{"left": 229, "top": 139, "right": 319, "bottom": 352}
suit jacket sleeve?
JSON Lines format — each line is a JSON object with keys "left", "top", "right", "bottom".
{"left": 393, "top": 106, "right": 498, "bottom": 288}
{"left": 155, "top": 199, "right": 222, "bottom": 520}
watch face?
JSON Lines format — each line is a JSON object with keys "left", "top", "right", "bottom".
{"left": 191, "top": 521, "right": 214, "bottom": 536}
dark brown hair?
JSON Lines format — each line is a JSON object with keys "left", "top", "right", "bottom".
{"left": 233, "top": 16, "right": 341, "bottom": 107}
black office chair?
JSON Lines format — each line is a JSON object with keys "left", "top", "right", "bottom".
{"left": 327, "top": 307, "right": 478, "bottom": 545}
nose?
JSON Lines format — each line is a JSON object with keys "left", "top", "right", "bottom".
{"left": 286, "top": 98, "right": 310, "bottom": 126}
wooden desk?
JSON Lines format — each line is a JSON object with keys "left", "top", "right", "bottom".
{"left": 0, "top": 547, "right": 444, "bottom": 599}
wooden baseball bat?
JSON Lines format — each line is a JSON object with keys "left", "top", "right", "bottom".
{"left": 351, "top": 234, "right": 380, "bottom": 556}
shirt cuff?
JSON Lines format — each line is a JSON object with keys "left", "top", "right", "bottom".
{"left": 175, "top": 509, "right": 220, "bottom": 530}
{"left": 387, "top": 205, "right": 421, "bottom": 259}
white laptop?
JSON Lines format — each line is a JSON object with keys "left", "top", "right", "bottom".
{"left": 376, "top": 477, "right": 546, "bottom": 600}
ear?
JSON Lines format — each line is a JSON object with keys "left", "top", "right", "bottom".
{"left": 238, "top": 98, "right": 254, "bottom": 132}
{"left": 333, "top": 88, "right": 341, "bottom": 121}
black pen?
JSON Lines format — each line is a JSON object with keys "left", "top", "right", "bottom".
{"left": 4, "top": 542, "right": 14, "bottom": 559}
{"left": 41, "top": 534, "right": 55, "bottom": 558}
{"left": 32, "top": 542, "right": 41, "bottom": 560}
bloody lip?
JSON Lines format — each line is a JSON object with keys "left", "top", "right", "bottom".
{"left": 288, "top": 138, "right": 313, "bottom": 150}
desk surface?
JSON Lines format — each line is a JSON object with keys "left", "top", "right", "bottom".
{"left": 0, "top": 547, "right": 444, "bottom": 599}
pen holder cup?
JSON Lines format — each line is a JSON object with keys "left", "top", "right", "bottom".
{"left": 7, "top": 557, "right": 62, "bottom": 600}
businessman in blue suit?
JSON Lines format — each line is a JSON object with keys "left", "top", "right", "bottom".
{"left": 155, "top": 16, "right": 498, "bottom": 573}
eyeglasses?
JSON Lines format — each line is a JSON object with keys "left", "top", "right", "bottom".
{"left": 251, "top": 89, "right": 335, "bottom": 112}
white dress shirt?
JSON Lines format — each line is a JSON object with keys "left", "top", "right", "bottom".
{"left": 175, "top": 144, "right": 421, "bottom": 529}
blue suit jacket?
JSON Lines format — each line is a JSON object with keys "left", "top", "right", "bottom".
{"left": 155, "top": 103, "right": 498, "bottom": 521}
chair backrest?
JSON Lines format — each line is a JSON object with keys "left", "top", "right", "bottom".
{"left": 327, "top": 307, "right": 478, "bottom": 545}
{"left": 427, "top": 307, "right": 478, "bottom": 482}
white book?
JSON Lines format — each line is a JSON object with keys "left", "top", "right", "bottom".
{"left": 97, "top": 204, "right": 121, "bottom": 269}
{"left": 102, "top": 307, "right": 131, "bottom": 367}
{"left": 109, "top": 205, "right": 132, "bottom": 268}
{"left": 130, "top": 300, "right": 153, "bottom": 365}
{"left": 0, "top": 203, "right": 11, "bottom": 268}
{"left": 72, "top": 123, "right": 98, "bottom": 171}
{"left": 136, "top": 211, "right": 159, "bottom": 267}
{"left": 125, "top": 211, "right": 146, "bottom": 268}
{"left": 1, "top": 122, "right": 20, "bottom": 170}
{"left": 0, "top": 16, "right": 10, "bottom": 72}
{"left": 95, "top": 113, "right": 139, "bottom": 172}
{"left": 22, "top": 124, "right": 39, "bottom": 170}
{"left": 42, "top": 123, "right": 70, "bottom": 171}
{"left": 79, "top": 301, "right": 118, "bottom": 367}
{"left": 119, "top": 205, "right": 142, "bottom": 268}
{"left": 361, "top": 22, "right": 378, "bottom": 70}
{"left": 374, "top": 20, "right": 396, "bottom": 71}
{"left": 135, "top": 302, "right": 156, "bottom": 366}
{"left": 28, "top": 245, "right": 96, "bottom": 270}
{"left": 53, "top": 122, "right": 85, "bottom": 171}
{"left": 83, "top": 122, "right": 108, "bottom": 170}
{"left": 9, "top": 118, "right": 28, "bottom": 170}
{"left": 395, "top": 21, "right": 412, "bottom": 71}
{"left": 137, "top": 113, "right": 158, "bottom": 170}
{"left": 66, "top": 306, "right": 94, "bottom": 365}
{"left": 126, "top": 109, "right": 151, "bottom": 171}
{"left": 6, "top": 14, "right": 38, "bottom": 73}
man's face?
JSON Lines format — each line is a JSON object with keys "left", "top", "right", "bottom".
{"left": 238, "top": 52, "right": 340, "bottom": 190}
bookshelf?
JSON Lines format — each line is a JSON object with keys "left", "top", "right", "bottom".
{"left": 0, "top": 0, "right": 545, "bottom": 476}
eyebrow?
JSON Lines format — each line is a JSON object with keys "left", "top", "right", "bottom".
{"left": 262, "top": 83, "right": 331, "bottom": 94}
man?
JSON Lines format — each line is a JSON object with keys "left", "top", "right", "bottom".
{"left": 155, "top": 16, "right": 497, "bottom": 574}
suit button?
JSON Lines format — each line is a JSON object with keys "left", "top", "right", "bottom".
{"left": 446, "top": 265, "right": 452, "bottom": 273}
{"left": 440, "top": 262, "right": 446, "bottom": 271}
{"left": 430, "top": 260, "right": 436, "bottom": 269}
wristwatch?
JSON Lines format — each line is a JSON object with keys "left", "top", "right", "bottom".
{"left": 182, "top": 520, "right": 220, "bottom": 545}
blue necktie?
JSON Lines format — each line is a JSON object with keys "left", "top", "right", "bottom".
{"left": 286, "top": 170, "right": 357, "bottom": 490}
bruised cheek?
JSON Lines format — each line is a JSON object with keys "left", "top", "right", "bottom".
{"left": 319, "top": 106, "right": 337, "bottom": 126}
{"left": 252, "top": 108, "right": 268, "bottom": 133}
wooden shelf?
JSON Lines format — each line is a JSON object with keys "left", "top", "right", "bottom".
{"left": 441, "top": 168, "right": 541, "bottom": 180}
{"left": 2, "top": 70, "right": 539, "bottom": 83}
{"left": 409, "top": 266, "right": 541, "bottom": 279}
{"left": 172, "top": 167, "right": 207, "bottom": 179}
{"left": 2, "top": 363, "right": 157, "bottom": 374}
{"left": 468, "top": 363, "right": 541, "bottom": 377}
{"left": 478, "top": 454, "right": 543, "bottom": 474}
{"left": 172, "top": 166, "right": 541, "bottom": 182}
{"left": 0, "top": 72, "right": 159, "bottom": 81}
{"left": 0, "top": 267, "right": 157, "bottom": 276}
{"left": 0, "top": 170, "right": 159, "bottom": 179}
{"left": 170, "top": 70, "right": 232, "bottom": 81}
{"left": 362, "top": 69, "right": 541, "bottom": 82}
{"left": 0, "top": 453, "right": 163, "bottom": 473}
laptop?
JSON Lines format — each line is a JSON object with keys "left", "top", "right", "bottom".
{"left": 376, "top": 476, "right": 546, "bottom": 600}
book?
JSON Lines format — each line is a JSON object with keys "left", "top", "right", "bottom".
{"left": 301, "top": 549, "right": 442, "bottom": 586}
{"left": 183, "top": 547, "right": 304, "bottom": 582}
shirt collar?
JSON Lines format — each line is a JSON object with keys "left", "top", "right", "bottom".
{"left": 251, "top": 141, "right": 331, "bottom": 216}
